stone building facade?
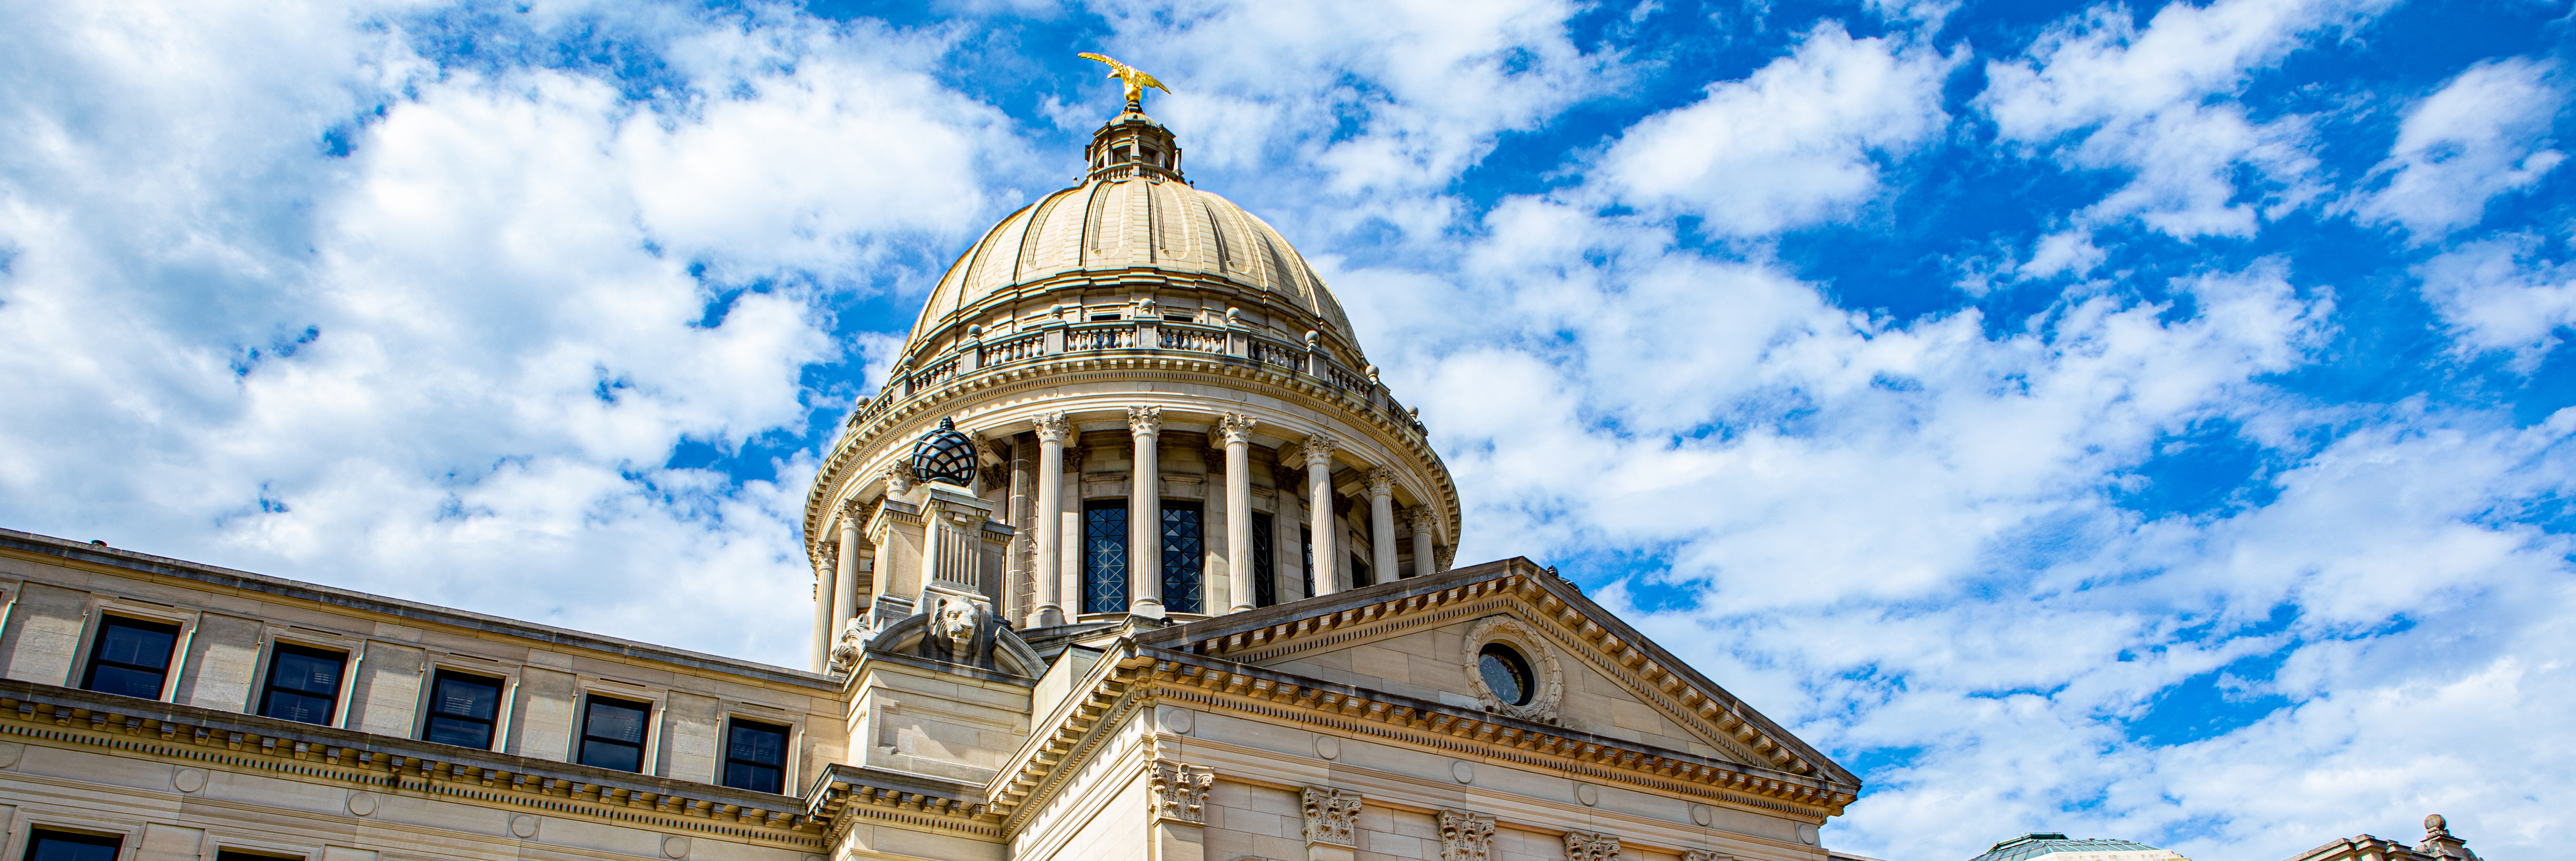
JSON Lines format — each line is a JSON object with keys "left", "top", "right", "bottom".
{"left": 0, "top": 100, "right": 1861, "bottom": 861}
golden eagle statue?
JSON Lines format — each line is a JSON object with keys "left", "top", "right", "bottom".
{"left": 1078, "top": 53, "right": 1169, "bottom": 111}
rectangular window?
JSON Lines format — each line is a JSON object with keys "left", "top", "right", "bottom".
{"left": 1300, "top": 526, "right": 1315, "bottom": 599}
{"left": 1161, "top": 502, "right": 1204, "bottom": 614}
{"left": 579, "top": 695, "right": 653, "bottom": 773}
{"left": 1252, "top": 512, "right": 1276, "bottom": 607}
{"left": 1083, "top": 499, "right": 1129, "bottom": 614}
{"left": 723, "top": 718, "right": 792, "bottom": 793}
{"left": 422, "top": 670, "right": 504, "bottom": 750}
{"left": 1352, "top": 554, "right": 1373, "bottom": 589}
{"left": 24, "top": 831, "right": 121, "bottom": 861}
{"left": 81, "top": 615, "right": 180, "bottom": 700}
{"left": 258, "top": 643, "right": 347, "bottom": 725}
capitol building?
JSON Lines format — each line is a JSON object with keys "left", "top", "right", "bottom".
{"left": 0, "top": 86, "right": 2490, "bottom": 861}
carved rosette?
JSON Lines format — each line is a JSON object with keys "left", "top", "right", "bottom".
{"left": 1034, "top": 412, "right": 1072, "bottom": 443}
{"left": 1462, "top": 614, "right": 1565, "bottom": 724}
{"left": 1436, "top": 810, "right": 1495, "bottom": 861}
{"left": 1301, "top": 787, "right": 1363, "bottom": 848}
{"left": 1217, "top": 413, "right": 1258, "bottom": 445}
{"left": 1127, "top": 406, "right": 1164, "bottom": 438}
{"left": 1148, "top": 762, "right": 1214, "bottom": 825}
{"left": 1563, "top": 831, "right": 1620, "bottom": 861}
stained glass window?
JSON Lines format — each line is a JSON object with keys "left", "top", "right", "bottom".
{"left": 1084, "top": 500, "right": 1128, "bottom": 614}
{"left": 1161, "top": 503, "right": 1203, "bottom": 614}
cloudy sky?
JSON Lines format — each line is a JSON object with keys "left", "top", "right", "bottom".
{"left": 3, "top": 0, "right": 2570, "bottom": 857}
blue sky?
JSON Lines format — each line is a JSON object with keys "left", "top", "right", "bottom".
{"left": 3, "top": 0, "right": 2571, "bottom": 858}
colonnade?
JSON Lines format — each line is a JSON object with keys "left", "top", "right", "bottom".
{"left": 812, "top": 407, "right": 1447, "bottom": 669}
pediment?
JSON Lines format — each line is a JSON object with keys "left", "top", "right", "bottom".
{"left": 1138, "top": 558, "right": 1856, "bottom": 788}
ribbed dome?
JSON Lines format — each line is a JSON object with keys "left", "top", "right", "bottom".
{"left": 905, "top": 115, "right": 1355, "bottom": 355}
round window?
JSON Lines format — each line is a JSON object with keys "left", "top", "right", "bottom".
{"left": 1477, "top": 643, "right": 1534, "bottom": 706}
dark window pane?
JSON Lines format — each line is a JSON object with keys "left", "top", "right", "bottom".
{"left": 27, "top": 831, "right": 122, "bottom": 861}
{"left": 259, "top": 645, "right": 346, "bottom": 725}
{"left": 1479, "top": 644, "right": 1533, "bottom": 705}
{"left": 81, "top": 616, "right": 180, "bottom": 699}
{"left": 580, "top": 696, "right": 653, "bottom": 773}
{"left": 431, "top": 674, "right": 501, "bottom": 720}
{"left": 423, "top": 715, "right": 495, "bottom": 749}
{"left": 1300, "top": 526, "right": 1314, "bottom": 599}
{"left": 1083, "top": 501, "right": 1128, "bottom": 614}
{"left": 422, "top": 671, "right": 504, "bottom": 749}
{"left": 1352, "top": 554, "right": 1372, "bottom": 589}
{"left": 723, "top": 719, "right": 792, "bottom": 793}
{"left": 1160, "top": 503, "right": 1203, "bottom": 614}
{"left": 216, "top": 850, "right": 304, "bottom": 861}
{"left": 1252, "top": 513, "right": 1276, "bottom": 608}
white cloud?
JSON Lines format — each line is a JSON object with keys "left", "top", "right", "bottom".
{"left": 1980, "top": 0, "right": 2380, "bottom": 265}
{"left": 2356, "top": 58, "right": 2565, "bottom": 240}
{"left": 0, "top": 0, "right": 1016, "bottom": 663}
{"left": 2417, "top": 235, "right": 2576, "bottom": 369}
{"left": 1596, "top": 25, "right": 1955, "bottom": 236}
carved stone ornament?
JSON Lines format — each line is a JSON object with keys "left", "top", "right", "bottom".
{"left": 1563, "top": 831, "right": 1620, "bottom": 861}
{"left": 1033, "top": 412, "right": 1072, "bottom": 443}
{"left": 829, "top": 617, "right": 868, "bottom": 672}
{"left": 1127, "top": 405, "right": 1164, "bottom": 437}
{"left": 924, "top": 593, "right": 985, "bottom": 665}
{"left": 1680, "top": 851, "right": 1731, "bottom": 861}
{"left": 882, "top": 463, "right": 917, "bottom": 496}
{"left": 1437, "top": 810, "right": 1496, "bottom": 861}
{"left": 1409, "top": 507, "right": 1439, "bottom": 535}
{"left": 1149, "top": 761, "right": 1214, "bottom": 825}
{"left": 1462, "top": 615, "right": 1565, "bottom": 724}
{"left": 1301, "top": 787, "right": 1363, "bottom": 848}
{"left": 1365, "top": 468, "right": 1397, "bottom": 497}
{"left": 1299, "top": 433, "right": 1338, "bottom": 468}
{"left": 1217, "top": 412, "right": 1259, "bottom": 445}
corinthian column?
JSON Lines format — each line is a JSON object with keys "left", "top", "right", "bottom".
{"left": 1302, "top": 433, "right": 1339, "bottom": 596}
{"left": 1366, "top": 468, "right": 1397, "bottom": 588}
{"left": 1129, "top": 406, "right": 1165, "bottom": 616}
{"left": 1032, "top": 413, "right": 1070, "bottom": 628}
{"left": 1218, "top": 413, "right": 1258, "bottom": 613}
{"left": 833, "top": 506, "right": 863, "bottom": 636}
{"left": 1409, "top": 508, "right": 1438, "bottom": 580}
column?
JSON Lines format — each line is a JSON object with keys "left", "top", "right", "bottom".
{"left": 809, "top": 558, "right": 835, "bottom": 672}
{"left": 1128, "top": 406, "right": 1165, "bottom": 616}
{"left": 1366, "top": 469, "right": 1397, "bottom": 587}
{"left": 1409, "top": 509, "right": 1437, "bottom": 579}
{"left": 833, "top": 509, "right": 863, "bottom": 637}
{"left": 1219, "top": 413, "right": 1258, "bottom": 613}
{"left": 1032, "top": 413, "right": 1070, "bottom": 627}
{"left": 1302, "top": 433, "right": 1339, "bottom": 596}
{"left": 1007, "top": 439, "right": 1033, "bottom": 623}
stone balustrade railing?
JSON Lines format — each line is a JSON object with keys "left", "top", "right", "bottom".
{"left": 849, "top": 319, "right": 1429, "bottom": 439}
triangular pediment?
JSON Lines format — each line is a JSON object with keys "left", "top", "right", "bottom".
{"left": 1138, "top": 557, "right": 1858, "bottom": 789}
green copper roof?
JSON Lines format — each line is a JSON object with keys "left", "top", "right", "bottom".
{"left": 1970, "top": 834, "right": 2164, "bottom": 861}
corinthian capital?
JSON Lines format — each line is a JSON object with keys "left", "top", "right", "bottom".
{"left": 1298, "top": 433, "right": 1338, "bottom": 469}
{"left": 1409, "top": 507, "right": 1439, "bottom": 533}
{"left": 1217, "top": 412, "right": 1259, "bottom": 445}
{"left": 1563, "top": 832, "right": 1620, "bottom": 861}
{"left": 1149, "top": 761, "right": 1213, "bottom": 824}
{"left": 1126, "top": 406, "right": 1163, "bottom": 437}
{"left": 1365, "top": 468, "right": 1397, "bottom": 497}
{"left": 882, "top": 464, "right": 916, "bottom": 495}
{"left": 1033, "top": 411, "right": 1072, "bottom": 443}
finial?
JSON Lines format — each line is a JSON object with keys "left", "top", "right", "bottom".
{"left": 1078, "top": 53, "right": 1170, "bottom": 113}
{"left": 2426, "top": 814, "right": 2449, "bottom": 834}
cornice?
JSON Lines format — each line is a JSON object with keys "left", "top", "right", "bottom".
{"left": 0, "top": 680, "right": 822, "bottom": 844}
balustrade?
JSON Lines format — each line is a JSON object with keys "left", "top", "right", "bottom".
{"left": 1065, "top": 325, "right": 1135, "bottom": 352}
{"left": 981, "top": 332, "right": 1044, "bottom": 365}
{"left": 1247, "top": 337, "right": 1301, "bottom": 370}
{"left": 1157, "top": 324, "right": 1226, "bottom": 353}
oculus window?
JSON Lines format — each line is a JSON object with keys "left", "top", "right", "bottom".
{"left": 579, "top": 695, "right": 653, "bottom": 773}
{"left": 23, "top": 831, "right": 121, "bottom": 861}
{"left": 422, "top": 670, "right": 504, "bottom": 750}
{"left": 81, "top": 615, "right": 180, "bottom": 699}
{"left": 1160, "top": 501, "right": 1204, "bottom": 614}
{"left": 1478, "top": 644, "right": 1535, "bottom": 707}
{"left": 1083, "top": 499, "right": 1129, "bottom": 614}
{"left": 258, "top": 643, "right": 346, "bottom": 725}
{"left": 1252, "top": 512, "right": 1276, "bottom": 607}
{"left": 723, "top": 718, "right": 792, "bottom": 793}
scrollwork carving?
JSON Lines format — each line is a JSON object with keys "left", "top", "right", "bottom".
{"left": 1437, "top": 810, "right": 1495, "bottom": 861}
{"left": 1301, "top": 787, "right": 1363, "bottom": 847}
{"left": 1149, "top": 761, "right": 1213, "bottom": 825}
